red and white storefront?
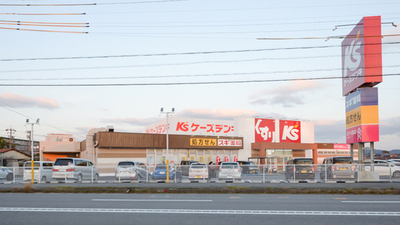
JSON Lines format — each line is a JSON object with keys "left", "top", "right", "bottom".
{"left": 146, "top": 117, "right": 315, "bottom": 163}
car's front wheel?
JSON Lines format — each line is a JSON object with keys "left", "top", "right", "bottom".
{"left": 393, "top": 171, "right": 400, "bottom": 178}
{"left": 6, "top": 173, "right": 13, "bottom": 181}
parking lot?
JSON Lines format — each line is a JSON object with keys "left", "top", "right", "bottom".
{"left": 2, "top": 163, "right": 400, "bottom": 185}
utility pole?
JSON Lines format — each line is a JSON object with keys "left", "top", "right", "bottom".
{"left": 6, "top": 126, "right": 16, "bottom": 149}
{"left": 26, "top": 119, "right": 40, "bottom": 184}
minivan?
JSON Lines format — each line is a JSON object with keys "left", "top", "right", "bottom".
{"left": 285, "top": 158, "right": 315, "bottom": 180}
{"left": 115, "top": 161, "right": 148, "bottom": 180}
{"left": 52, "top": 158, "right": 99, "bottom": 182}
{"left": 23, "top": 161, "right": 54, "bottom": 182}
{"left": 320, "top": 157, "right": 355, "bottom": 180}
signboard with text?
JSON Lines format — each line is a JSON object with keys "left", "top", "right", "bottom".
{"left": 146, "top": 117, "right": 235, "bottom": 135}
{"left": 254, "top": 118, "right": 302, "bottom": 143}
{"left": 345, "top": 88, "right": 379, "bottom": 143}
{"left": 342, "top": 16, "right": 382, "bottom": 96}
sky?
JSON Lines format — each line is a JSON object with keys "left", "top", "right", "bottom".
{"left": 0, "top": 0, "right": 399, "bottom": 150}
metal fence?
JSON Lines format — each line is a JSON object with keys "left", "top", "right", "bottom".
{"left": 1, "top": 163, "right": 400, "bottom": 184}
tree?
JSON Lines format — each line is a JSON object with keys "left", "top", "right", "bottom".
{"left": 0, "top": 137, "right": 9, "bottom": 149}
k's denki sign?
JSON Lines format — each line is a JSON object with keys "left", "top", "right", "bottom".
{"left": 255, "top": 118, "right": 301, "bottom": 143}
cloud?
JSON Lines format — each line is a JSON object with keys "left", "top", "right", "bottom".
{"left": 179, "top": 108, "right": 258, "bottom": 120}
{"left": 249, "top": 80, "right": 322, "bottom": 107}
{"left": 314, "top": 119, "right": 346, "bottom": 143}
{"left": 0, "top": 93, "right": 59, "bottom": 109}
{"left": 380, "top": 117, "right": 400, "bottom": 136}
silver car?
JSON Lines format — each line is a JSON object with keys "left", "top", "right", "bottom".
{"left": 189, "top": 163, "right": 208, "bottom": 180}
{"left": 52, "top": 158, "right": 99, "bottom": 182}
{"left": 115, "top": 161, "right": 148, "bottom": 180}
{"left": 218, "top": 162, "right": 241, "bottom": 180}
{"left": 0, "top": 166, "right": 13, "bottom": 181}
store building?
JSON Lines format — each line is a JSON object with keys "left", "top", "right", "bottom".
{"left": 146, "top": 117, "right": 316, "bottom": 164}
{"left": 39, "top": 117, "right": 360, "bottom": 171}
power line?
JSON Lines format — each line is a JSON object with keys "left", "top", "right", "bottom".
{"left": 0, "top": 101, "right": 86, "bottom": 139}
{"left": 0, "top": 73, "right": 397, "bottom": 87}
{"left": 1, "top": 42, "right": 399, "bottom": 62}
{"left": 0, "top": 13, "right": 86, "bottom": 16}
{"left": 0, "top": 3, "right": 96, "bottom": 6}
{"left": 1, "top": 65, "right": 399, "bottom": 82}
{"left": 0, "top": 26, "right": 89, "bottom": 34}
{"left": 2, "top": 51, "right": 399, "bottom": 74}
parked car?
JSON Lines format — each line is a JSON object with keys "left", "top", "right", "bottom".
{"left": 387, "top": 159, "right": 400, "bottom": 166}
{"left": 152, "top": 164, "right": 175, "bottom": 180}
{"left": 320, "top": 157, "right": 356, "bottom": 180}
{"left": 218, "top": 162, "right": 241, "bottom": 180}
{"left": 0, "top": 166, "right": 13, "bottom": 181}
{"left": 115, "top": 161, "right": 148, "bottom": 180}
{"left": 237, "top": 161, "right": 259, "bottom": 174}
{"left": 52, "top": 158, "right": 99, "bottom": 182}
{"left": 285, "top": 158, "right": 315, "bottom": 180}
{"left": 188, "top": 163, "right": 208, "bottom": 180}
{"left": 180, "top": 160, "right": 199, "bottom": 176}
{"left": 23, "top": 161, "right": 54, "bottom": 182}
{"left": 365, "top": 160, "right": 400, "bottom": 178}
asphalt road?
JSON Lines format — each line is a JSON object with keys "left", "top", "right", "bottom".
{"left": 0, "top": 193, "right": 399, "bottom": 225}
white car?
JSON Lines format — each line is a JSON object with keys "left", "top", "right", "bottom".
{"left": 115, "top": 161, "right": 148, "bottom": 180}
{"left": 188, "top": 163, "right": 208, "bottom": 180}
{"left": 218, "top": 162, "right": 241, "bottom": 180}
{"left": 365, "top": 160, "right": 400, "bottom": 178}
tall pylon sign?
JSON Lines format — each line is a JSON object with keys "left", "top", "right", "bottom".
{"left": 342, "top": 16, "right": 382, "bottom": 163}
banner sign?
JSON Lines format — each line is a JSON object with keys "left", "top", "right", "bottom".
{"left": 341, "top": 16, "right": 382, "bottom": 96}
{"left": 254, "top": 118, "right": 276, "bottom": 143}
{"left": 279, "top": 120, "right": 301, "bottom": 143}
{"left": 189, "top": 138, "right": 242, "bottom": 147}
{"left": 345, "top": 88, "right": 379, "bottom": 143}
{"left": 254, "top": 118, "right": 302, "bottom": 143}
{"left": 190, "top": 138, "right": 217, "bottom": 146}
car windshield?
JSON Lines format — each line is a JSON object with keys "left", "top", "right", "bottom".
{"left": 191, "top": 164, "right": 206, "bottom": 168}
{"left": 293, "top": 159, "right": 313, "bottom": 164}
{"left": 156, "top": 165, "right": 167, "bottom": 169}
{"left": 333, "top": 158, "right": 353, "bottom": 164}
{"left": 24, "top": 162, "right": 40, "bottom": 168}
{"left": 221, "top": 163, "right": 239, "bottom": 169}
{"left": 118, "top": 162, "right": 134, "bottom": 166}
{"left": 54, "top": 159, "right": 73, "bottom": 166}
{"left": 240, "top": 162, "right": 255, "bottom": 166}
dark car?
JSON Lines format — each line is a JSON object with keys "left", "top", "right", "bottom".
{"left": 285, "top": 158, "right": 315, "bottom": 180}
{"left": 180, "top": 160, "right": 199, "bottom": 176}
{"left": 237, "top": 161, "right": 259, "bottom": 174}
{"left": 320, "top": 157, "right": 355, "bottom": 180}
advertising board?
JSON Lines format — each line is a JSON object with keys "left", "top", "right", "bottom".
{"left": 345, "top": 88, "right": 379, "bottom": 143}
{"left": 342, "top": 16, "right": 382, "bottom": 96}
{"left": 146, "top": 117, "right": 235, "bottom": 136}
{"left": 254, "top": 118, "right": 305, "bottom": 143}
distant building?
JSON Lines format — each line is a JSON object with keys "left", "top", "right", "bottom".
{"left": 0, "top": 136, "right": 39, "bottom": 157}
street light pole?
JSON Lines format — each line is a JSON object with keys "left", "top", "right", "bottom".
{"left": 26, "top": 118, "right": 39, "bottom": 184}
{"left": 160, "top": 108, "right": 174, "bottom": 183}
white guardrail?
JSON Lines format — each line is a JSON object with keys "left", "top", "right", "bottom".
{"left": 1, "top": 163, "right": 400, "bottom": 184}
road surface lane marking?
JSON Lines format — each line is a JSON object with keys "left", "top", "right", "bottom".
{"left": 342, "top": 201, "right": 400, "bottom": 204}
{"left": 92, "top": 199, "right": 213, "bottom": 202}
{"left": 1, "top": 207, "right": 399, "bottom": 216}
